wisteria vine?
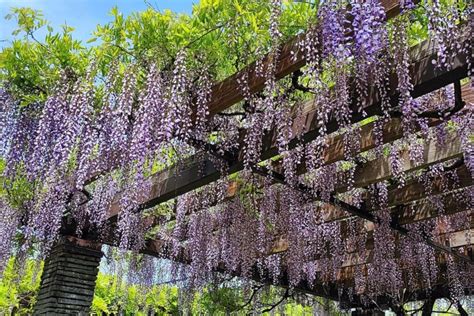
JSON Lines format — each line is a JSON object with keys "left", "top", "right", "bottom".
{"left": 0, "top": 0, "right": 472, "bottom": 311}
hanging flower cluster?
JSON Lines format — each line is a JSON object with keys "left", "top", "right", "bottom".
{"left": 0, "top": 0, "right": 472, "bottom": 310}
{"left": 0, "top": 50, "right": 215, "bottom": 253}
{"left": 159, "top": 165, "right": 473, "bottom": 303}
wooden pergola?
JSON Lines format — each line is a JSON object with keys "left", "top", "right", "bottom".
{"left": 32, "top": 0, "right": 473, "bottom": 314}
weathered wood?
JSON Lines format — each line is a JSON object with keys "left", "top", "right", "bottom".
{"left": 336, "top": 132, "right": 462, "bottom": 192}
{"left": 274, "top": 228, "right": 473, "bottom": 288}
{"left": 259, "top": 37, "right": 468, "bottom": 162}
{"left": 133, "top": 187, "right": 473, "bottom": 290}
{"left": 138, "top": 224, "right": 472, "bottom": 306}
{"left": 396, "top": 189, "right": 472, "bottom": 225}
{"left": 387, "top": 165, "right": 471, "bottom": 207}
{"left": 138, "top": 141, "right": 469, "bottom": 231}
{"left": 206, "top": 0, "right": 408, "bottom": 116}
{"left": 33, "top": 237, "right": 102, "bottom": 315}
{"left": 319, "top": 165, "right": 472, "bottom": 223}
{"left": 83, "top": 0, "right": 410, "bottom": 188}
{"left": 139, "top": 193, "right": 473, "bottom": 261}
{"left": 117, "top": 79, "right": 474, "bottom": 221}
{"left": 270, "top": 206, "right": 473, "bottom": 255}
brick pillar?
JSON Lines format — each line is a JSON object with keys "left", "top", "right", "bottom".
{"left": 33, "top": 237, "right": 103, "bottom": 315}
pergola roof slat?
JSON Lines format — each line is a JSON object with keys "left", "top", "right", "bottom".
{"left": 105, "top": 36, "right": 470, "bottom": 221}
{"left": 206, "top": 0, "right": 409, "bottom": 116}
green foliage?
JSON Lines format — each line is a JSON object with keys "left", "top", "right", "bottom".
{"left": 0, "top": 258, "right": 43, "bottom": 315}
{"left": 0, "top": 164, "right": 34, "bottom": 209}
{"left": 0, "top": 1, "right": 315, "bottom": 106}
{"left": 1, "top": 7, "right": 87, "bottom": 105}
{"left": 0, "top": 257, "right": 345, "bottom": 315}
{"left": 91, "top": 275, "right": 345, "bottom": 315}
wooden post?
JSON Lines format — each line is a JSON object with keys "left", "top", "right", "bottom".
{"left": 33, "top": 237, "right": 102, "bottom": 315}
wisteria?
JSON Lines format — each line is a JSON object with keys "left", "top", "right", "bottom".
{"left": 0, "top": 198, "right": 19, "bottom": 275}
{"left": 0, "top": 89, "right": 17, "bottom": 157}
{"left": 167, "top": 50, "right": 193, "bottom": 142}
{"left": 0, "top": 0, "right": 473, "bottom": 313}
{"left": 426, "top": 0, "right": 465, "bottom": 70}
{"left": 28, "top": 80, "right": 70, "bottom": 180}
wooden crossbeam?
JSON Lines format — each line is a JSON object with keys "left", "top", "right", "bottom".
{"left": 106, "top": 54, "right": 469, "bottom": 222}
{"left": 104, "top": 79, "right": 472, "bottom": 235}
{"left": 106, "top": 115, "right": 466, "bottom": 223}
{"left": 135, "top": 184, "right": 472, "bottom": 263}
{"left": 206, "top": 0, "right": 406, "bottom": 116}
{"left": 140, "top": 169, "right": 472, "bottom": 260}
{"left": 149, "top": 163, "right": 471, "bottom": 237}
{"left": 271, "top": 199, "right": 474, "bottom": 254}
{"left": 253, "top": 163, "right": 473, "bottom": 263}
{"left": 313, "top": 228, "right": 472, "bottom": 273}
{"left": 101, "top": 195, "right": 471, "bottom": 307}
{"left": 137, "top": 223, "right": 472, "bottom": 299}
{"left": 209, "top": 0, "right": 400, "bottom": 115}
{"left": 316, "top": 164, "right": 472, "bottom": 223}
{"left": 88, "top": 200, "right": 473, "bottom": 309}
{"left": 336, "top": 132, "right": 462, "bottom": 192}
{"left": 84, "top": 0, "right": 410, "bottom": 187}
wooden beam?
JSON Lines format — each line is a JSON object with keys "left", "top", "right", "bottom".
{"left": 149, "top": 164, "right": 471, "bottom": 237}
{"left": 387, "top": 164, "right": 471, "bottom": 207}
{"left": 206, "top": 0, "right": 406, "bottom": 116}
{"left": 84, "top": 1, "right": 410, "bottom": 187}
{"left": 250, "top": 156, "right": 472, "bottom": 263}
{"left": 335, "top": 132, "right": 462, "bottom": 192}
{"left": 322, "top": 229, "right": 472, "bottom": 272}
{"left": 135, "top": 193, "right": 472, "bottom": 261}
{"left": 106, "top": 116, "right": 412, "bottom": 219}
{"left": 140, "top": 136, "right": 468, "bottom": 229}
{"left": 318, "top": 164, "right": 472, "bottom": 223}
{"left": 105, "top": 36, "right": 469, "bottom": 221}
{"left": 270, "top": 192, "right": 473, "bottom": 254}
{"left": 98, "top": 199, "right": 472, "bottom": 308}
{"left": 137, "top": 229, "right": 472, "bottom": 306}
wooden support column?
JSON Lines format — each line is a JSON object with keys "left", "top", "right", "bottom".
{"left": 33, "top": 237, "right": 102, "bottom": 315}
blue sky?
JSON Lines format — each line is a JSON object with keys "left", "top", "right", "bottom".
{"left": 0, "top": 0, "right": 195, "bottom": 47}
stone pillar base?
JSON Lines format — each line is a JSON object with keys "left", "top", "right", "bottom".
{"left": 33, "top": 237, "right": 102, "bottom": 315}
